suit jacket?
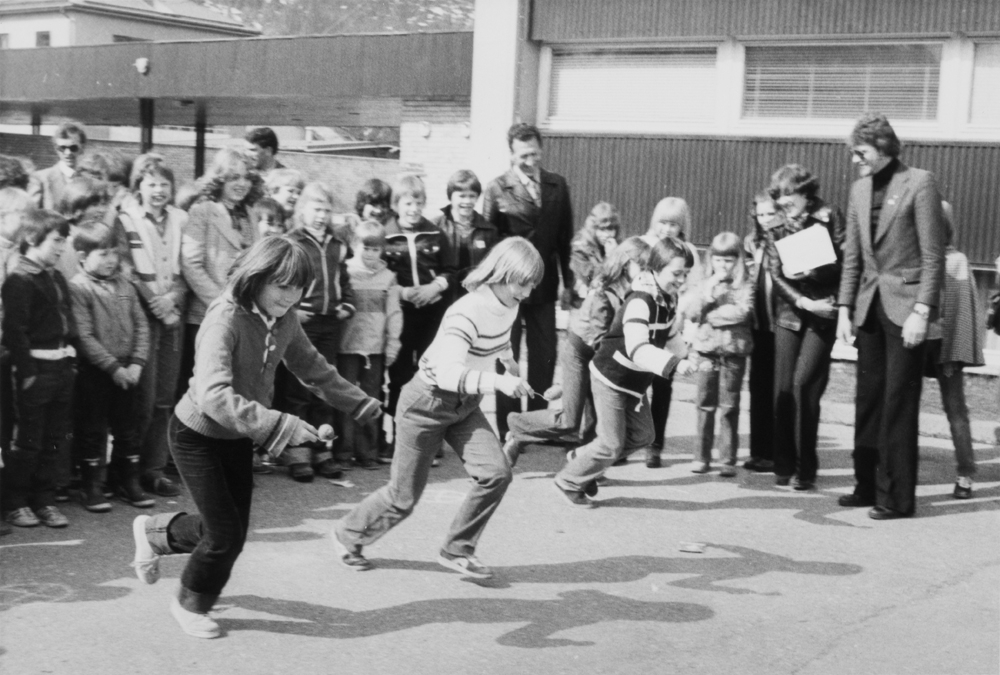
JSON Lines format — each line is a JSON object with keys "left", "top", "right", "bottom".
{"left": 838, "top": 161, "right": 945, "bottom": 328}
{"left": 482, "top": 168, "right": 574, "bottom": 305}
{"left": 28, "top": 164, "right": 72, "bottom": 211}
{"left": 181, "top": 200, "right": 260, "bottom": 325}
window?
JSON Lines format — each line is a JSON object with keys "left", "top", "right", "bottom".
{"left": 970, "top": 43, "right": 1000, "bottom": 126}
{"left": 547, "top": 50, "right": 717, "bottom": 126}
{"left": 0, "top": 34, "right": 8, "bottom": 49}
{"left": 742, "top": 44, "right": 941, "bottom": 120}
{"left": 35, "top": 31, "right": 50, "bottom": 47}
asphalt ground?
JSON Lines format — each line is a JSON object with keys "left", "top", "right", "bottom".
{"left": 1, "top": 391, "right": 998, "bottom": 675}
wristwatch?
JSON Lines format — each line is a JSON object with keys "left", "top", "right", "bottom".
{"left": 912, "top": 305, "right": 930, "bottom": 320}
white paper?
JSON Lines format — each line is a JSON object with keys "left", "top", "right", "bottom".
{"left": 773, "top": 225, "right": 837, "bottom": 277}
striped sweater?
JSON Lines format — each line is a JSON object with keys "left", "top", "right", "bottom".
{"left": 591, "top": 272, "right": 687, "bottom": 398}
{"left": 418, "top": 285, "right": 515, "bottom": 394}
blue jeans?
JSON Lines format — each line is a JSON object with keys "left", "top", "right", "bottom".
{"left": 556, "top": 375, "right": 654, "bottom": 492}
{"left": 136, "top": 320, "right": 184, "bottom": 481}
{"left": 2, "top": 358, "right": 75, "bottom": 512}
{"left": 337, "top": 377, "right": 512, "bottom": 557}
{"left": 695, "top": 354, "right": 747, "bottom": 465}
{"left": 924, "top": 340, "right": 976, "bottom": 477}
{"left": 507, "top": 332, "right": 595, "bottom": 446}
{"left": 150, "top": 416, "right": 254, "bottom": 613}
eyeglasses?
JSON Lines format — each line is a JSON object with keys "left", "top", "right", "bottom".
{"left": 595, "top": 223, "right": 619, "bottom": 231}
{"left": 56, "top": 144, "right": 80, "bottom": 153}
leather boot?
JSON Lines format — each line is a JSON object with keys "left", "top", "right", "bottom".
{"left": 116, "top": 455, "right": 155, "bottom": 508}
{"left": 81, "top": 459, "right": 112, "bottom": 513}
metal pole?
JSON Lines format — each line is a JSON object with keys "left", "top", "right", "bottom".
{"left": 139, "top": 98, "right": 154, "bottom": 152}
{"left": 30, "top": 110, "right": 41, "bottom": 135}
{"left": 194, "top": 103, "right": 207, "bottom": 178}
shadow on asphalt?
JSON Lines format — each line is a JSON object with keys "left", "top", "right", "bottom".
{"left": 219, "top": 589, "right": 713, "bottom": 647}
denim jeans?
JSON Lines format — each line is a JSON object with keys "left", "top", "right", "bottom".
{"left": 924, "top": 340, "right": 976, "bottom": 477}
{"left": 337, "top": 377, "right": 512, "bottom": 557}
{"left": 153, "top": 416, "right": 254, "bottom": 613}
{"left": 74, "top": 360, "right": 140, "bottom": 465}
{"left": 507, "top": 332, "right": 595, "bottom": 446}
{"left": 136, "top": 320, "right": 184, "bottom": 481}
{"left": 773, "top": 320, "right": 835, "bottom": 483}
{"left": 695, "top": 354, "right": 747, "bottom": 465}
{"left": 2, "top": 358, "right": 75, "bottom": 512}
{"left": 336, "top": 353, "right": 385, "bottom": 463}
{"left": 556, "top": 376, "right": 654, "bottom": 492}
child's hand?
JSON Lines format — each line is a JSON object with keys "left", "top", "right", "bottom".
{"left": 674, "top": 359, "right": 697, "bottom": 377}
{"left": 126, "top": 364, "right": 143, "bottom": 385}
{"left": 288, "top": 419, "right": 320, "bottom": 447}
{"left": 296, "top": 308, "right": 314, "bottom": 324}
{"left": 543, "top": 384, "right": 562, "bottom": 401}
{"left": 496, "top": 375, "right": 534, "bottom": 399}
{"left": 112, "top": 368, "right": 132, "bottom": 389}
{"left": 499, "top": 356, "right": 519, "bottom": 377}
{"left": 334, "top": 306, "right": 352, "bottom": 320}
{"left": 21, "top": 376, "right": 36, "bottom": 391}
{"left": 149, "top": 295, "right": 175, "bottom": 320}
{"left": 410, "top": 284, "right": 442, "bottom": 308}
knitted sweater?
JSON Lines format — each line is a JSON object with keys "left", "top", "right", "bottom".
{"left": 115, "top": 204, "right": 188, "bottom": 322}
{"left": 174, "top": 293, "right": 379, "bottom": 456}
{"left": 339, "top": 257, "right": 402, "bottom": 360}
{"left": 69, "top": 268, "right": 150, "bottom": 374}
{"left": 418, "top": 285, "right": 516, "bottom": 395}
{"left": 684, "top": 278, "right": 754, "bottom": 357}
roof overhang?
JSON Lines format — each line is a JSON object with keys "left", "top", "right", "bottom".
{"left": 0, "top": 32, "right": 473, "bottom": 127}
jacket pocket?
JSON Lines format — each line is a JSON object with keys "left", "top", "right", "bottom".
{"left": 899, "top": 267, "right": 922, "bottom": 284}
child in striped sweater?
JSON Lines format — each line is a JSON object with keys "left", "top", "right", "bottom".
{"left": 334, "top": 237, "right": 542, "bottom": 579}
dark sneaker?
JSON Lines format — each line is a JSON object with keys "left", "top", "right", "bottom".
{"left": 54, "top": 486, "right": 70, "bottom": 503}
{"left": 503, "top": 437, "right": 525, "bottom": 467}
{"left": 793, "top": 477, "right": 815, "bottom": 491}
{"left": 645, "top": 448, "right": 662, "bottom": 469}
{"left": 144, "top": 476, "right": 182, "bottom": 497}
{"left": 289, "top": 463, "right": 315, "bottom": 482}
{"left": 5, "top": 507, "right": 40, "bottom": 528}
{"left": 315, "top": 459, "right": 344, "bottom": 479}
{"left": 130, "top": 515, "right": 160, "bottom": 584}
{"left": 438, "top": 550, "right": 493, "bottom": 579}
{"left": 354, "top": 458, "right": 380, "bottom": 470}
{"left": 838, "top": 492, "right": 875, "bottom": 507}
{"left": 552, "top": 480, "right": 594, "bottom": 509}
{"left": 118, "top": 481, "right": 156, "bottom": 508}
{"left": 743, "top": 458, "right": 774, "bottom": 472}
{"left": 35, "top": 505, "right": 69, "bottom": 528}
{"left": 953, "top": 477, "right": 973, "bottom": 500}
{"left": 81, "top": 482, "right": 112, "bottom": 513}
{"left": 775, "top": 475, "right": 792, "bottom": 486}
{"left": 719, "top": 465, "right": 737, "bottom": 477}
{"left": 252, "top": 453, "right": 272, "bottom": 474}
{"left": 332, "top": 530, "right": 373, "bottom": 571}
{"left": 691, "top": 462, "right": 711, "bottom": 474}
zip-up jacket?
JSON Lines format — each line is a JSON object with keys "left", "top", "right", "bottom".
{"left": 69, "top": 267, "right": 150, "bottom": 374}
{"left": 1, "top": 255, "right": 78, "bottom": 380}
{"left": 431, "top": 206, "right": 498, "bottom": 297}
{"left": 339, "top": 257, "right": 403, "bottom": 361}
{"left": 383, "top": 216, "right": 456, "bottom": 295}
{"left": 288, "top": 226, "right": 355, "bottom": 318}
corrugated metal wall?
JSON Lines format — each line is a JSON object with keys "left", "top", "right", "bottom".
{"left": 544, "top": 135, "right": 1000, "bottom": 266}
{"left": 532, "top": 0, "right": 1000, "bottom": 41}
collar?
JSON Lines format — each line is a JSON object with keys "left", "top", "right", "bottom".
{"left": 513, "top": 165, "right": 540, "bottom": 188}
{"left": 250, "top": 302, "right": 277, "bottom": 330}
{"left": 872, "top": 157, "right": 899, "bottom": 187}
{"left": 302, "top": 226, "right": 332, "bottom": 244}
{"left": 143, "top": 208, "right": 168, "bottom": 226}
{"left": 58, "top": 162, "right": 75, "bottom": 179}
{"left": 17, "top": 255, "right": 46, "bottom": 275}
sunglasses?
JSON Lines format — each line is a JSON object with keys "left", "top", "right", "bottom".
{"left": 595, "top": 223, "right": 619, "bottom": 231}
{"left": 56, "top": 144, "right": 80, "bottom": 153}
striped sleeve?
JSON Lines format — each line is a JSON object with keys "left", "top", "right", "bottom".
{"left": 420, "top": 309, "right": 499, "bottom": 394}
{"left": 622, "top": 294, "right": 682, "bottom": 378}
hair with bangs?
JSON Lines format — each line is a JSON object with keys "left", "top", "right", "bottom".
{"left": 228, "top": 236, "right": 313, "bottom": 310}
{"left": 19, "top": 209, "right": 70, "bottom": 254}
{"left": 130, "top": 153, "right": 176, "bottom": 195}
{"left": 200, "top": 147, "right": 264, "bottom": 205}
{"left": 355, "top": 178, "right": 392, "bottom": 217}
{"left": 647, "top": 236, "right": 693, "bottom": 274}
{"left": 769, "top": 164, "right": 820, "bottom": 203}
{"left": 73, "top": 219, "right": 122, "bottom": 254}
{"left": 446, "top": 169, "right": 482, "bottom": 198}
{"left": 57, "top": 176, "right": 108, "bottom": 221}
{"left": 577, "top": 201, "right": 621, "bottom": 249}
{"left": 648, "top": 197, "right": 692, "bottom": 241}
{"left": 78, "top": 150, "right": 132, "bottom": 188}
{"left": 391, "top": 173, "right": 426, "bottom": 208}
{"left": 598, "top": 236, "right": 650, "bottom": 290}
{"left": 293, "top": 182, "right": 335, "bottom": 229}
{"left": 266, "top": 168, "right": 306, "bottom": 192}
{"left": 463, "top": 236, "right": 544, "bottom": 292}
{"left": 707, "top": 231, "right": 747, "bottom": 287}
{"left": 0, "top": 155, "right": 30, "bottom": 190}
{"left": 354, "top": 219, "right": 386, "bottom": 247}
{"left": 849, "top": 112, "right": 901, "bottom": 158}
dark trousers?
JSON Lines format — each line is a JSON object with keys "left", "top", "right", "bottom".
{"left": 772, "top": 320, "right": 835, "bottom": 482}
{"left": 177, "top": 324, "right": 199, "bottom": 403}
{"left": 75, "top": 360, "right": 140, "bottom": 465}
{"left": 387, "top": 302, "right": 445, "bottom": 417}
{"left": 1, "top": 358, "right": 75, "bottom": 512}
{"left": 748, "top": 329, "right": 775, "bottom": 461}
{"left": 136, "top": 320, "right": 184, "bottom": 481}
{"left": 337, "top": 353, "right": 385, "bottom": 463}
{"left": 279, "top": 315, "right": 342, "bottom": 463}
{"left": 853, "top": 299, "right": 925, "bottom": 514}
{"left": 650, "top": 375, "right": 673, "bottom": 450}
{"left": 164, "top": 416, "right": 254, "bottom": 613}
{"left": 496, "top": 301, "right": 557, "bottom": 440}
{"left": 0, "top": 349, "right": 13, "bottom": 454}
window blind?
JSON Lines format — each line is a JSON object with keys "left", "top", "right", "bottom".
{"left": 743, "top": 44, "right": 941, "bottom": 120}
{"left": 970, "top": 43, "right": 1000, "bottom": 125}
{"left": 548, "top": 50, "right": 717, "bottom": 125}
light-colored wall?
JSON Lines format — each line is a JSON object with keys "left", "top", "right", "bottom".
{"left": 399, "top": 101, "right": 472, "bottom": 212}
{"left": 70, "top": 12, "right": 246, "bottom": 45}
{"left": 0, "top": 14, "right": 71, "bottom": 48}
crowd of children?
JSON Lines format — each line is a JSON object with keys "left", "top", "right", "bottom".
{"left": 0, "top": 120, "right": 987, "bottom": 636}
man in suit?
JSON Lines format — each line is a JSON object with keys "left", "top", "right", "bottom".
{"left": 836, "top": 113, "right": 946, "bottom": 520}
{"left": 483, "top": 123, "right": 574, "bottom": 441}
{"left": 28, "top": 121, "right": 87, "bottom": 211}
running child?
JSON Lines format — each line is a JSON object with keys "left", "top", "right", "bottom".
{"left": 333, "top": 237, "right": 542, "bottom": 579}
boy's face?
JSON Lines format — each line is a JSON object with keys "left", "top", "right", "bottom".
{"left": 54, "top": 133, "right": 84, "bottom": 170}
{"left": 361, "top": 202, "right": 390, "bottom": 224}
{"left": 258, "top": 214, "right": 284, "bottom": 238}
{"left": 359, "top": 243, "right": 384, "bottom": 269}
{"left": 244, "top": 142, "right": 273, "bottom": 171}
{"left": 139, "top": 174, "right": 173, "bottom": 211}
{"left": 396, "top": 195, "right": 424, "bottom": 228}
{"left": 30, "top": 229, "right": 67, "bottom": 269}
{"left": 450, "top": 189, "right": 478, "bottom": 222}
{"left": 711, "top": 254, "right": 738, "bottom": 281}
{"left": 272, "top": 184, "right": 301, "bottom": 214}
{"left": 653, "top": 256, "right": 690, "bottom": 296}
{"left": 300, "top": 200, "right": 333, "bottom": 231}
{"left": 83, "top": 247, "right": 120, "bottom": 278}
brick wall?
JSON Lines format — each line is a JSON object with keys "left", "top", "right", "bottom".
{"left": 399, "top": 100, "right": 473, "bottom": 212}
{"left": 0, "top": 133, "right": 399, "bottom": 212}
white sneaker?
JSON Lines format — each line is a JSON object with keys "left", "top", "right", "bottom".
{"left": 170, "top": 597, "right": 220, "bottom": 639}
{"left": 130, "top": 515, "right": 160, "bottom": 584}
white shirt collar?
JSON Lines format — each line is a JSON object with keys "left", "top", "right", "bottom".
{"left": 59, "top": 162, "right": 76, "bottom": 179}
{"left": 251, "top": 303, "right": 277, "bottom": 330}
